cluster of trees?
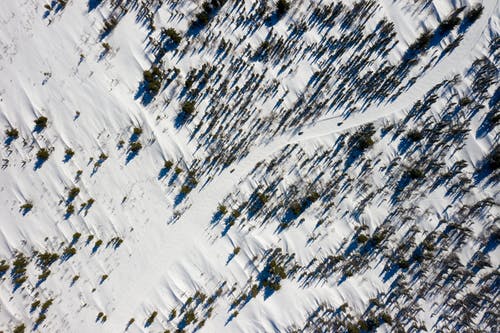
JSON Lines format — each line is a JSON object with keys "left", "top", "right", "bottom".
{"left": 191, "top": 0, "right": 228, "bottom": 28}
{"left": 143, "top": 66, "right": 164, "bottom": 95}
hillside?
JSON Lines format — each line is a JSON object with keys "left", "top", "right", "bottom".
{"left": 0, "top": 0, "right": 498, "bottom": 332}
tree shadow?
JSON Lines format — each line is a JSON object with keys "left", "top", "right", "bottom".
{"left": 476, "top": 90, "right": 499, "bottom": 139}
{"left": 129, "top": 132, "right": 140, "bottom": 143}
{"left": 210, "top": 211, "right": 224, "bottom": 225}
{"left": 220, "top": 220, "right": 233, "bottom": 237}
{"left": 34, "top": 157, "right": 47, "bottom": 170}
{"left": 20, "top": 206, "right": 32, "bottom": 216}
{"left": 158, "top": 166, "right": 170, "bottom": 179}
{"left": 63, "top": 153, "right": 73, "bottom": 163}
{"left": 4, "top": 136, "right": 16, "bottom": 145}
{"left": 88, "top": 0, "right": 102, "bottom": 12}
{"left": 60, "top": 250, "right": 76, "bottom": 262}
{"left": 125, "top": 151, "right": 139, "bottom": 164}
{"left": 226, "top": 253, "right": 235, "bottom": 264}
{"left": 473, "top": 149, "right": 499, "bottom": 185}
{"left": 91, "top": 243, "right": 102, "bottom": 254}
{"left": 390, "top": 174, "right": 412, "bottom": 205}
{"left": 35, "top": 276, "right": 48, "bottom": 288}
{"left": 134, "top": 81, "right": 155, "bottom": 106}
{"left": 264, "top": 11, "right": 283, "bottom": 27}
{"left": 174, "top": 112, "right": 192, "bottom": 129}
{"left": 174, "top": 191, "right": 188, "bottom": 206}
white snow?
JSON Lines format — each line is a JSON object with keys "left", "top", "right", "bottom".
{"left": 0, "top": 0, "right": 498, "bottom": 332}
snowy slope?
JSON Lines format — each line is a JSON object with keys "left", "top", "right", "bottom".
{"left": 0, "top": 0, "right": 498, "bottom": 332}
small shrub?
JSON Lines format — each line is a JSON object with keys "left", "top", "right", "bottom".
{"left": 409, "top": 31, "right": 433, "bottom": 52}
{"left": 133, "top": 127, "right": 142, "bottom": 136}
{"left": 277, "top": 0, "right": 290, "bottom": 16}
{"left": 352, "top": 125, "right": 376, "bottom": 151}
{"left": 34, "top": 116, "right": 48, "bottom": 129}
{"left": 145, "top": 311, "right": 158, "bottom": 326}
{"left": 37, "top": 252, "right": 59, "bottom": 267}
{"left": 465, "top": 4, "right": 483, "bottom": 23}
{"left": 257, "top": 41, "right": 271, "bottom": 55}
{"left": 143, "top": 66, "right": 163, "bottom": 95}
{"left": 5, "top": 127, "right": 19, "bottom": 139}
{"left": 307, "top": 191, "right": 320, "bottom": 202}
{"left": 35, "top": 314, "right": 46, "bottom": 326}
{"left": 486, "top": 146, "right": 500, "bottom": 170}
{"left": 129, "top": 141, "right": 142, "bottom": 153}
{"left": 357, "top": 136, "right": 374, "bottom": 150}
{"left": 408, "top": 168, "right": 424, "bottom": 179}
{"left": 68, "top": 187, "right": 80, "bottom": 199}
{"left": 31, "top": 300, "right": 41, "bottom": 311}
{"left": 257, "top": 192, "right": 269, "bottom": 203}
{"left": 38, "top": 269, "right": 50, "bottom": 281}
{"left": 218, "top": 204, "right": 227, "bottom": 214}
{"left": 185, "top": 77, "right": 194, "bottom": 89}
{"left": 181, "top": 101, "right": 196, "bottom": 115}
{"left": 20, "top": 202, "right": 33, "bottom": 211}
{"left": 36, "top": 148, "right": 50, "bottom": 161}
{"left": 459, "top": 96, "right": 472, "bottom": 106}
{"left": 233, "top": 247, "right": 240, "bottom": 255}
{"left": 164, "top": 160, "right": 173, "bottom": 169}
{"left": 289, "top": 201, "right": 303, "bottom": 215}
{"left": 180, "top": 185, "right": 192, "bottom": 194}
{"left": 380, "top": 312, "right": 392, "bottom": 325}
{"left": 347, "top": 323, "right": 360, "bottom": 333}
{"left": 406, "top": 130, "right": 423, "bottom": 141}
{"left": 184, "top": 310, "right": 196, "bottom": 325}
{"left": 250, "top": 284, "right": 259, "bottom": 297}
{"left": 269, "top": 281, "right": 281, "bottom": 291}
{"left": 12, "top": 253, "right": 29, "bottom": 286}
{"left": 65, "top": 148, "right": 75, "bottom": 158}
{"left": 63, "top": 246, "right": 76, "bottom": 258}
{"left": 397, "top": 259, "right": 410, "bottom": 269}
{"left": 438, "top": 15, "right": 461, "bottom": 33}
{"left": 0, "top": 260, "right": 10, "bottom": 276}
{"left": 165, "top": 28, "right": 182, "bottom": 44}
{"left": 41, "top": 299, "right": 53, "bottom": 312}
{"left": 14, "top": 324, "right": 26, "bottom": 333}
{"left": 72, "top": 232, "right": 81, "bottom": 243}
{"left": 357, "top": 234, "right": 368, "bottom": 243}
{"left": 193, "top": 8, "right": 210, "bottom": 27}
{"left": 103, "top": 17, "right": 118, "bottom": 34}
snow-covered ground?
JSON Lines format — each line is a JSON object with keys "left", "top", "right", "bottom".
{"left": 0, "top": 0, "right": 498, "bottom": 332}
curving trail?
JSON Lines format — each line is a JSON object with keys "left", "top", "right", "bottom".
{"left": 101, "top": 1, "right": 498, "bottom": 331}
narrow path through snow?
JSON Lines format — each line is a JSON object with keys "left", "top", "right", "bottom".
{"left": 101, "top": 1, "right": 498, "bottom": 330}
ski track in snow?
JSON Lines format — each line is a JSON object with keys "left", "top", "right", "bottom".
{"left": 100, "top": 1, "right": 498, "bottom": 330}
